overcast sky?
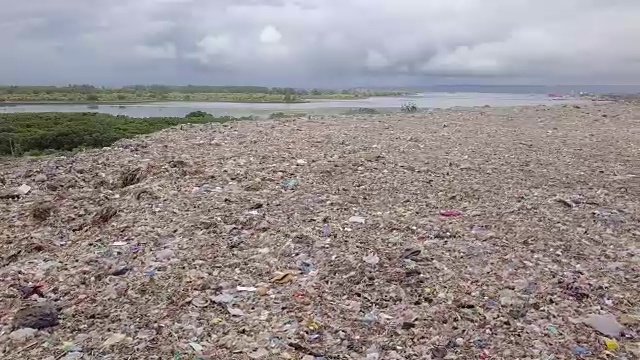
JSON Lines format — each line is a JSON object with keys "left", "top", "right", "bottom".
{"left": 1, "top": 0, "right": 639, "bottom": 86}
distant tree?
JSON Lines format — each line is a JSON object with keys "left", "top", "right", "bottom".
{"left": 116, "top": 94, "right": 127, "bottom": 100}
{"left": 185, "top": 111, "right": 209, "bottom": 118}
{"left": 400, "top": 102, "right": 418, "bottom": 113}
{"left": 269, "top": 112, "right": 287, "bottom": 119}
{"left": 86, "top": 94, "right": 99, "bottom": 101}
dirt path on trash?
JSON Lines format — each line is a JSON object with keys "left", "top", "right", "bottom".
{"left": 1, "top": 103, "right": 639, "bottom": 359}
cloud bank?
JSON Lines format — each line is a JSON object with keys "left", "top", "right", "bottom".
{"left": 1, "top": 0, "right": 639, "bottom": 85}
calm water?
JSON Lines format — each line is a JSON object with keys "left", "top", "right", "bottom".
{"left": 0, "top": 92, "right": 586, "bottom": 118}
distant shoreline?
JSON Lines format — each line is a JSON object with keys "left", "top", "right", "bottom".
{"left": 0, "top": 99, "right": 312, "bottom": 106}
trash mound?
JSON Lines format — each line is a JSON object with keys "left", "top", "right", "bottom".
{"left": 1, "top": 103, "right": 639, "bottom": 359}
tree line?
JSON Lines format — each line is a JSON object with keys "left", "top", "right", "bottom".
{"left": 0, "top": 112, "right": 239, "bottom": 156}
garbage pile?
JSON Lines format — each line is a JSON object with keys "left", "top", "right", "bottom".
{"left": 1, "top": 103, "right": 639, "bottom": 359}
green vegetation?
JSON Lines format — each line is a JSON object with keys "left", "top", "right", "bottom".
{"left": 401, "top": 102, "right": 419, "bottom": 113}
{"left": 185, "top": 111, "right": 210, "bottom": 118}
{"left": 0, "top": 112, "right": 239, "bottom": 156}
{"left": 0, "top": 85, "right": 410, "bottom": 104}
{"left": 343, "top": 108, "right": 380, "bottom": 115}
{"left": 268, "top": 112, "right": 308, "bottom": 119}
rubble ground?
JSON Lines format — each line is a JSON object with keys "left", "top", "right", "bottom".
{"left": 1, "top": 103, "right": 639, "bottom": 359}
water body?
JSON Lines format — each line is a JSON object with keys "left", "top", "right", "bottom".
{"left": 0, "top": 92, "right": 586, "bottom": 118}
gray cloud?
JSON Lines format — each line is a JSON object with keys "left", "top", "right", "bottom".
{"left": 1, "top": 0, "right": 639, "bottom": 85}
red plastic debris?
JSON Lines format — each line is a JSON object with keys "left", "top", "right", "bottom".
{"left": 440, "top": 210, "right": 463, "bottom": 217}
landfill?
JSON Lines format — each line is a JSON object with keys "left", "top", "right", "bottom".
{"left": 1, "top": 103, "right": 639, "bottom": 359}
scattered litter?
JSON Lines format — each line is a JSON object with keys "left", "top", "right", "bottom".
{"left": 365, "top": 345, "right": 380, "bottom": 360}
{"left": 439, "top": 210, "right": 462, "bottom": 217}
{"left": 12, "top": 283, "right": 46, "bottom": 298}
{"left": 572, "top": 346, "right": 589, "bottom": 356}
{"left": 473, "top": 339, "right": 488, "bottom": 348}
{"left": 626, "top": 343, "right": 640, "bottom": 356}
{"left": 271, "top": 272, "right": 295, "bottom": 284}
{"left": 227, "top": 307, "right": 245, "bottom": 316}
{"left": 431, "top": 346, "right": 448, "bottom": 359}
{"left": 604, "top": 338, "right": 619, "bottom": 351}
{"left": 155, "top": 249, "right": 175, "bottom": 260}
{"left": 237, "top": 286, "right": 258, "bottom": 292}
{"left": 300, "top": 261, "right": 315, "bottom": 274}
{"left": 210, "top": 293, "right": 235, "bottom": 304}
{"left": 144, "top": 268, "right": 157, "bottom": 279}
{"left": 584, "top": 313, "right": 624, "bottom": 337}
{"left": 0, "top": 104, "right": 638, "bottom": 359}
{"left": 555, "top": 197, "right": 576, "bottom": 208}
{"left": 248, "top": 348, "right": 269, "bottom": 359}
{"left": 282, "top": 179, "right": 298, "bottom": 190}
{"left": 61, "top": 341, "right": 81, "bottom": 353}
{"left": 401, "top": 248, "right": 421, "bottom": 260}
{"left": 256, "top": 287, "right": 268, "bottom": 296}
{"left": 189, "top": 342, "right": 204, "bottom": 353}
{"left": 111, "top": 266, "right": 133, "bottom": 276}
{"left": 12, "top": 302, "right": 59, "bottom": 329}
{"left": 103, "top": 333, "right": 127, "bottom": 347}
{"left": 17, "top": 184, "right": 32, "bottom": 195}
{"left": 362, "top": 311, "right": 379, "bottom": 325}
{"left": 191, "top": 296, "right": 210, "bottom": 307}
{"left": 9, "top": 328, "right": 37, "bottom": 342}
{"left": 363, "top": 253, "right": 380, "bottom": 265}
{"left": 348, "top": 216, "right": 366, "bottom": 224}
{"left": 620, "top": 313, "right": 640, "bottom": 326}
{"left": 322, "top": 223, "right": 331, "bottom": 237}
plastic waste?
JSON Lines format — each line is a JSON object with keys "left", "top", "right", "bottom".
{"left": 584, "top": 313, "right": 624, "bottom": 337}
{"left": 237, "top": 286, "right": 257, "bottom": 292}
{"left": 271, "top": 272, "right": 295, "bottom": 284}
{"left": 210, "top": 293, "right": 235, "bottom": 304}
{"left": 144, "top": 269, "right": 156, "bottom": 279}
{"left": 572, "top": 346, "right": 589, "bottom": 356}
{"left": 189, "top": 342, "right": 204, "bottom": 353}
{"left": 13, "top": 283, "right": 46, "bottom": 298}
{"left": 9, "top": 328, "right": 37, "bottom": 342}
{"left": 256, "top": 287, "right": 268, "bottom": 296}
{"left": 282, "top": 179, "right": 298, "bottom": 190}
{"left": 362, "top": 311, "right": 378, "bottom": 325}
{"left": 12, "top": 303, "right": 59, "bottom": 329}
{"left": 227, "top": 307, "right": 245, "bottom": 316}
{"left": 17, "top": 184, "right": 32, "bottom": 195}
{"left": 604, "top": 338, "right": 619, "bottom": 351}
{"left": 439, "top": 210, "right": 462, "bottom": 217}
{"left": 322, "top": 223, "right": 331, "bottom": 237}
{"left": 348, "top": 216, "right": 366, "bottom": 224}
{"left": 363, "top": 253, "right": 380, "bottom": 265}
{"left": 111, "top": 266, "right": 133, "bottom": 276}
{"left": 300, "top": 261, "right": 315, "bottom": 274}
{"left": 103, "top": 333, "right": 127, "bottom": 347}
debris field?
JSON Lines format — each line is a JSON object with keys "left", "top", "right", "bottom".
{"left": 1, "top": 103, "right": 639, "bottom": 359}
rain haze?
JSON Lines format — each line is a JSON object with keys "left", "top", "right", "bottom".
{"left": 2, "top": 0, "right": 640, "bottom": 86}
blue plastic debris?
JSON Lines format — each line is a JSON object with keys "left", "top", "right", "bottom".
{"left": 282, "top": 179, "right": 298, "bottom": 190}
{"left": 144, "top": 269, "right": 157, "bottom": 279}
{"left": 300, "top": 261, "right": 315, "bottom": 274}
{"left": 572, "top": 346, "right": 589, "bottom": 356}
{"left": 322, "top": 223, "right": 331, "bottom": 237}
